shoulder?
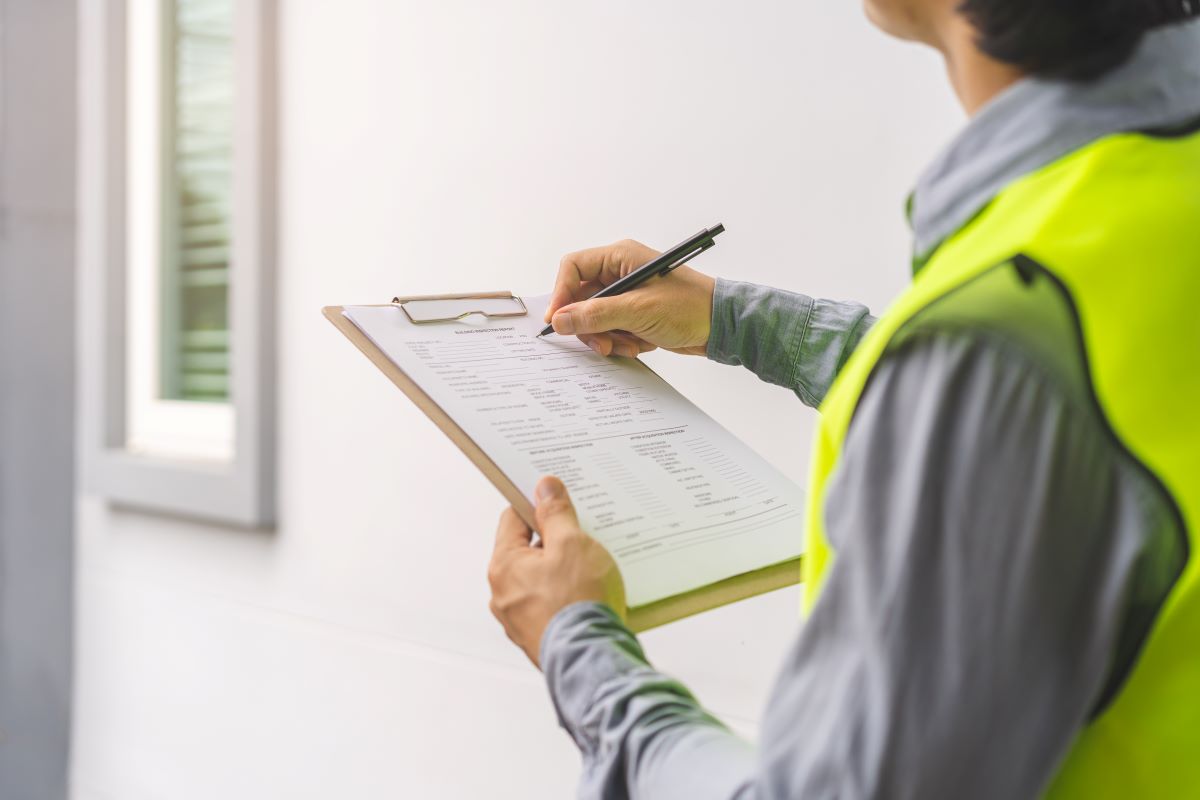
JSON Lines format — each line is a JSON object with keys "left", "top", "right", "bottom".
{"left": 853, "top": 323, "right": 1092, "bottom": 458}
{"left": 833, "top": 323, "right": 1179, "bottom": 567}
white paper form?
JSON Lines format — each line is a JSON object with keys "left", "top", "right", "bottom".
{"left": 343, "top": 296, "right": 804, "bottom": 607}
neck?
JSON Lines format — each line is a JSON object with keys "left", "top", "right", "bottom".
{"left": 936, "top": 15, "right": 1025, "bottom": 116}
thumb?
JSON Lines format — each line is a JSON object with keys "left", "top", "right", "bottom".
{"left": 552, "top": 296, "right": 640, "bottom": 336}
{"left": 533, "top": 476, "right": 581, "bottom": 547}
{"left": 544, "top": 285, "right": 575, "bottom": 323}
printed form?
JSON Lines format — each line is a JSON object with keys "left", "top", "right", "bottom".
{"left": 344, "top": 296, "right": 804, "bottom": 606}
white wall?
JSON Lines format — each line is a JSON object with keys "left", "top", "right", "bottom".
{"left": 72, "top": 2, "right": 961, "bottom": 798}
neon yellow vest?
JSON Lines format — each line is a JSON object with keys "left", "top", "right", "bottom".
{"left": 802, "top": 127, "right": 1200, "bottom": 795}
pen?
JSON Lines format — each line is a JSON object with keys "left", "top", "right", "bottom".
{"left": 537, "top": 223, "right": 726, "bottom": 337}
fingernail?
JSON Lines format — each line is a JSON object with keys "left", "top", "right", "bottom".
{"left": 553, "top": 311, "right": 575, "bottom": 335}
{"left": 536, "top": 479, "right": 560, "bottom": 502}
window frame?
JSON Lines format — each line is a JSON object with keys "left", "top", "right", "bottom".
{"left": 79, "top": 0, "right": 276, "bottom": 527}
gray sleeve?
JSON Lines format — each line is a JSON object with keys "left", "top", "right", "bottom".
{"left": 541, "top": 602, "right": 756, "bottom": 800}
{"left": 705, "top": 278, "right": 875, "bottom": 408}
{"left": 541, "top": 329, "right": 1179, "bottom": 800}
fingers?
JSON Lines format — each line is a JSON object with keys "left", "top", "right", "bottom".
{"left": 546, "top": 240, "right": 656, "bottom": 322}
{"left": 493, "top": 506, "right": 534, "bottom": 554}
{"left": 533, "top": 476, "right": 582, "bottom": 549}
{"left": 546, "top": 280, "right": 604, "bottom": 324}
{"left": 548, "top": 248, "right": 619, "bottom": 322}
{"left": 551, "top": 296, "right": 645, "bottom": 338}
{"left": 578, "top": 332, "right": 656, "bottom": 358}
{"left": 610, "top": 332, "right": 656, "bottom": 355}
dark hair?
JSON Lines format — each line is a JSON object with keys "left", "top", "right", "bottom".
{"left": 958, "top": 0, "right": 1198, "bottom": 81}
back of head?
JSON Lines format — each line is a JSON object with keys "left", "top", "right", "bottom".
{"left": 959, "top": 0, "right": 1200, "bottom": 81}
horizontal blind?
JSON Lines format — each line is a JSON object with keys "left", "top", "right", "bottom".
{"left": 164, "top": 0, "right": 233, "bottom": 402}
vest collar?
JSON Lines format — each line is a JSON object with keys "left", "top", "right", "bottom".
{"left": 909, "top": 18, "right": 1200, "bottom": 266}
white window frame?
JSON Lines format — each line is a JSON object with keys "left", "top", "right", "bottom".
{"left": 78, "top": 0, "right": 276, "bottom": 527}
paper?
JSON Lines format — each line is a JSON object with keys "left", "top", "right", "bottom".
{"left": 343, "top": 296, "right": 804, "bottom": 607}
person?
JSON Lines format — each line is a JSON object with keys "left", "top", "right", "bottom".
{"left": 486, "top": 0, "right": 1200, "bottom": 796}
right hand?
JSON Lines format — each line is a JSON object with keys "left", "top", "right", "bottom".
{"left": 545, "top": 239, "right": 717, "bottom": 357}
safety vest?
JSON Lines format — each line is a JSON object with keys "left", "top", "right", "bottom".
{"left": 801, "top": 123, "right": 1200, "bottom": 795}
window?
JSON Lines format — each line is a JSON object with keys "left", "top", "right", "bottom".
{"left": 164, "top": 0, "right": 233, "bottom": 404}
{"left": 126, "top": 0, "right": 235, "bottom": 460}
{"left": 80, "top": 0, "right": 275, "bottom": 526}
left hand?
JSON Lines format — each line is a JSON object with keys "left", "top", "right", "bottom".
{"left": 488, "top": 476, "right": 626, "bottom": 667}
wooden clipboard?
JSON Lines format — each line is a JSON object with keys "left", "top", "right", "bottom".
{"left": 324, "top": 298, "right": 801, "bottom": 631}
{"left": 324, "top": 301, "right": 537, "bottom": 528}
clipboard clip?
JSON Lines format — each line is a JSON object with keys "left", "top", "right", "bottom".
{"left": 391, "top": 291, "right": 529, "bottom": 325}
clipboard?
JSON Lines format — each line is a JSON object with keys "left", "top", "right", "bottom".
{"left": 324, "top": 291, "right": 801, "bottom": 632}
{"left": 323, "top": 291, "right": 539, "bottom": 529}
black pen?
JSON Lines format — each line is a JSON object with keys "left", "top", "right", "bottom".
{"left": 537, "top": 223, "right": 726, "bottom": 337}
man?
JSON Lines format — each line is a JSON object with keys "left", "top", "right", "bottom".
{"left": 487, "top": 1, "right": 1200, "bottom": 796}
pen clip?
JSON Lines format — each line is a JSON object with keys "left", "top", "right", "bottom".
{"left": 663, "top": 238, "right": 716, "bottom": 274}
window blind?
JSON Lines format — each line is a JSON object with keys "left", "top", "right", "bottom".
{"left": 164, "top": 0, "right": 233, "bottom": 402}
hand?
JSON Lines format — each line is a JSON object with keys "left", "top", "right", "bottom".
{"left": 546, "top": 239, "right": 717, "bottom": 357}
{"left": 487, "top": 476, "right": 627, "bottom": 667}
